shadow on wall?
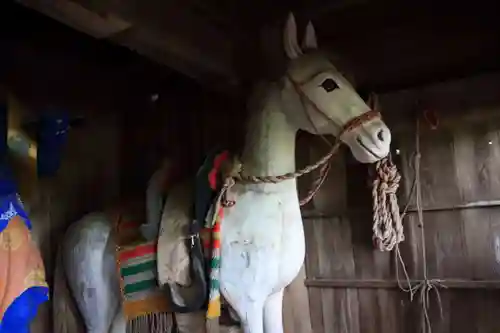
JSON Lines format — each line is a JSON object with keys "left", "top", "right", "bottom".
{"left": 3, "top": 91, "right": 121, "bottom": 333}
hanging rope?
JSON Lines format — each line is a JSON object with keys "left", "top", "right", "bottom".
{"left": 409, "top": 116, "right": 446, "bottom": 333}
{"left": 375, "top": 114, "right": 446, "bottom": 333}
{"left": 371, "top": 157, "right": 403, "bottom": 251}
{"left": 368, "top": 91, "right": 405, "bottom": 252}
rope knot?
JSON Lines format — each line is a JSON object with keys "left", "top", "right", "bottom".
{"left": 372, "top": 157, "right": 404, "bottom": 252}
{"left": 220, "top": 156, "right": 242, "bottom": 207}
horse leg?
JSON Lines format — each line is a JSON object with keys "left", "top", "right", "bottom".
{"left": 228, "top": 298, "right": 264, "bottom": 333}
{"left": 263, "top": 290, "right": 284, "bottom": 333}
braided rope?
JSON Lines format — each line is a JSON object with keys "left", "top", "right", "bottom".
{"left": 371, "top": 157, "right": 404, "bottom": 251}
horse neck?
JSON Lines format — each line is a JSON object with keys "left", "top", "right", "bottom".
{"left": 240, "top": 85, "right": 298, "bottom": 192}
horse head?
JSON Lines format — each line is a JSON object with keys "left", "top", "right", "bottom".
{"left": 279, "top": 13, "right": 391, "bottom": 163}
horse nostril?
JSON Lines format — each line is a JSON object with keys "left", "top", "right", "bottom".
{"left": 377, "top": 129, "right": 385, "bottom": 142}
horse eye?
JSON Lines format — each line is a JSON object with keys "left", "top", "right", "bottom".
{"left": 320, "top": 78, "right": 339, "bottom": 92}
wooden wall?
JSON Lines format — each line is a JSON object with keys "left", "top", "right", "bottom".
{"left": 300, "top": 72, "right": 500, "bottom": 333}
{"left": 120, "top": 80, "right": 247, "bottom": 197}
{"left": 1, "top": 91, "right": 122, "bottom": 333}
{"left": 2, "top": 52, "right": 126, "bottom": 333}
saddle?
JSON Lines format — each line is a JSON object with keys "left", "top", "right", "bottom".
{"left": 156, "top": 149, "right": 238, "bottom": 314}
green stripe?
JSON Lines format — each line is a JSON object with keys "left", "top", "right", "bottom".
{"left": 124, "top": 279, "right": 157, "bottom": 294}
{"left": 121, "top": 260, "right": 156, "bottom": 276}
{"left": 123, "top": 270, "right": 155, "bottom": 285}
{"left": 210, "top": 258, "right": 220, "bottom": 269}
{"left": 210, "top": 278, "right": 219, "bottom": 290}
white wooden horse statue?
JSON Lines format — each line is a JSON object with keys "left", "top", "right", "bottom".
{"left": 218, "top": 14, "right": 390, "bottom": 333}
{"left": 52, "top": 13, "right": 391, "bottom": 333}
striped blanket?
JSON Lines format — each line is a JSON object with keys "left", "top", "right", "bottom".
{"left": 114, "top": 215, "right": 172, "bottom": 333}
{"left": 117, "top": 241, "right": 169, "bottom": 317}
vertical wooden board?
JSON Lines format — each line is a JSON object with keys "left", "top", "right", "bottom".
{"left": 408, "top": 211, "right": 468, "bottom": 278}
{"left": 317, "top": 217, "right": 356, "bottom": 278}
{"left": 344, "top": 289, "right": 361, "bottom": 333}
{"left": 306, "top": 217, "right": 359, "bottom": 332}
{"left": 447, "top": 291, "right": 477, "bottom": 333}
{"left": 451, "top": 122, "right": 500, "bottom": 203}
{"left": 461, "top": 208, "right": 500, "bottom": 280}
{"left": 452, "top": 125, "right": 483, "bottom": 203}
{"left": 308, "top": 288, "right": 325, "bottom": 333}
{"left": 296, "top": 132, "right": 317, "bottom": 212}
{"left": 474, "top": 290, "right": 500, "bottom": 333}
{"left": 304, "top": 216, "right": 320, "bottom": 277}
{"left": 486, "top": 209, "right": 500, "bottom": 278}
{"left": 425, "top": 289, "right": 451, "bottom": 333}
{"left": 296, "top": 132, "right": 347, "bottom": 215}
{"left": 377, "top": 290, "right": 409, "bottom": 333}
{"left": 357, "top": 290, "right": 381, "bottom": 333}
{"left": 397, "top": 134, "right": 422, "bottom": 278}
{"left": 398, "top": 124, "right": 462, "bottom": 208}
{"left": 312, "top": 143, "right": 347, "bottom": 215}
{"left": 283, "top": 265, "right": 312, "bottom": 333}
{"left": 321, "top": 289, "right": 336, "bottom": 332}
{"left": 309, "top": 217, "right": 356, "bottom": 280}
{"left": 324, "top": 289, "right": 361, "bottom": 333}
{"left": 468, "top": 121, "right": 500, "bottom": 201}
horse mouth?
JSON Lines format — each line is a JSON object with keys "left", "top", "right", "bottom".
{"left": 356, "top": 137, "right": 381, "bottom": 160}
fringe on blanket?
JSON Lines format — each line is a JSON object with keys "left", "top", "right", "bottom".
{"left": 126, "top": 313, "right": 173, "bottom": 333}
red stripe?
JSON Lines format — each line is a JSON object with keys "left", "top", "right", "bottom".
{"left": 212, "top": 239, "right": 220, "bottom": 249}
{"left": 119, "top": 243, "right": 156, "bottom": 261}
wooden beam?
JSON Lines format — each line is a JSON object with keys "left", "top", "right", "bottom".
{"left": 306, "top": 278, "right": 500, "bottom": 290}
{"left": 16, "top": 0, "right": 132, "bottom": 39}
{"left": 17, "top": 0, "right": 240, "bottom": 90}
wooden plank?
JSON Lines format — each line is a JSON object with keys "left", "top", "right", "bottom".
{"left": 305, "top": 279, "right": 500, "bottom": 289}
{"left": 19, "top": 0, "right": 239, "bottom": 89}
{"left": 303, "top": 199, "right": 500, "bottom": 218}
{"left": 283, "top": 266, "right": 312, "bottom": 333}
{"left": 17, "top": 0, "right": 132, "bottom": 39}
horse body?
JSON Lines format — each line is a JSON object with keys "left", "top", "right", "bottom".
{"left": 221, "top": 181, "right": 304, "bottom": 333}
{"left": 61, "top": 213, "right": 122, "bottom": 333}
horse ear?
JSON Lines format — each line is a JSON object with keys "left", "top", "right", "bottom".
{"left": 284, "top": 12, "right": 303, "bottom": 59}
{"left": 302, "top": 21, "right": 318, "bottom": 50}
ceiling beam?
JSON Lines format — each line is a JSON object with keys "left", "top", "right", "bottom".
{"left": 16, "top": 0, "right": 240, "bottom": 91}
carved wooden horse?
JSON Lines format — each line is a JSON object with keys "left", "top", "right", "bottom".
{"left": 53, "top": 13, "right": 391, "bottom": 333}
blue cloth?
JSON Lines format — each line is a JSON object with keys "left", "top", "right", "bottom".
{"left": 37, "top": 111, "right": 70, "bottom": 178}
{"left": 0, "top": 287, "right": 49, "bottom": 333}
{"left": 0, "top": 180, "right": 48, "bottom": 333}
